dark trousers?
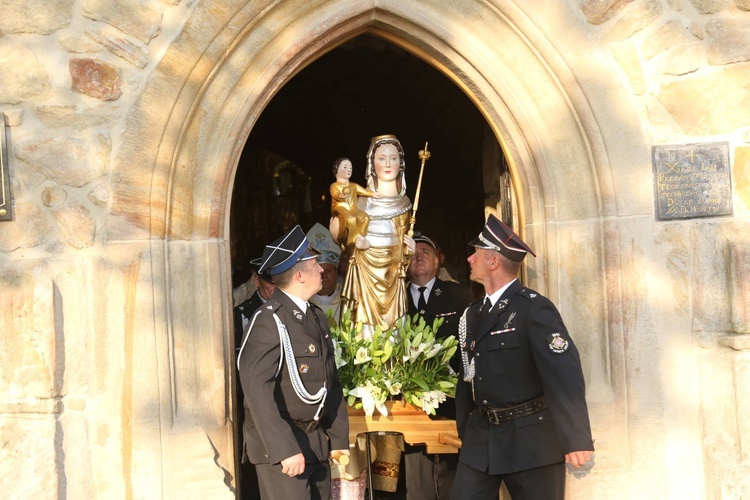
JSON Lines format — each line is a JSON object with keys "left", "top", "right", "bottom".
{"left": 452, "top": 461, "right": 565, "bottom": 500}
{"left": 404, "top": 449, "right": 457, "bottom": 500}
{"left": 255, "top": 461, "right": 331, "bottom": 500}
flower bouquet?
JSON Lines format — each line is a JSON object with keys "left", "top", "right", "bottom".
{"left": 329, "top": 309, "right": 459, "bottom": 417}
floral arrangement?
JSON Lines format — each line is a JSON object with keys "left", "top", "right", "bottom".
{"left": 329, "top": 309, "right": 459, "bottom": 417}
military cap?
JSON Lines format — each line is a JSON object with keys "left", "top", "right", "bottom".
{"left": 258, "top": 225, "right": 321, "bottom": 275}
{"left": 412, "top": 231, "right": 437, "bottom": 250}
{"left": 469, "top": 214, "right": 536, "bottom": 262}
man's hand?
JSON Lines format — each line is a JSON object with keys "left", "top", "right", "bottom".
{"left": 564, "top": 450, "right": 594, "bottom": 468}
{"left": 280, "top": 453, "right": 305, "bottom": 477}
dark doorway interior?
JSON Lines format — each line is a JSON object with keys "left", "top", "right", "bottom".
{"left": 230, "top": 33, "right": 510, "bottom": 289}
{"left": 230, "top": 33, "right": 508, "bottom": 498}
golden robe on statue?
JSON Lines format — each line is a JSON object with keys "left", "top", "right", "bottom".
{"left": 339, "top": 135, "right": 414, "bottom": 331}
{"left": 342, "top": 198, "right": 411, "bottom": 329}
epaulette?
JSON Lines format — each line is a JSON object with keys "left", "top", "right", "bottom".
{"left": 261, "top": 297, "right": 283, "bottom": 313}
{"left": 517, "top": 287, "right": 541, "bottom": 300}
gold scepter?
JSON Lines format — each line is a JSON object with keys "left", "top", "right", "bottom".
{"left": 408, "top": 141, "right": 431, "bottom": 237}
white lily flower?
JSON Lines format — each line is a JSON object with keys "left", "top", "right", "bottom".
{"left": 423, "top": 343, "right": 442, "bottom": 359}
{"left": 384, "top": 379, "right": 402, "bottom": 396}
{"left": 354, "top": 346, "right": 372, "bottom": 365}
{"left": 420, "top": 390, "right": 448, "bottom": 415}
{"left": 349, "top": 386, "right": 376, "bottom": 416}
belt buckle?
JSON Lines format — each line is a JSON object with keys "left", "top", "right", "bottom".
{"left": 487, "top": 409, "right": 500, "bottom": 425}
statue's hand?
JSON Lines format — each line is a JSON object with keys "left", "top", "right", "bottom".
{"left": 329, "top": 216, "right": 340, "bottom": 240}
{"left": 403, "top": 234, "right": 416, "bottom": 255}
{"left": 372, "top": 192, "right": 384, "bottom": 199}
{"left": 355, "top": 235, "right": 371, "bottom": 250}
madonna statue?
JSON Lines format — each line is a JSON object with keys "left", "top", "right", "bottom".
{"left": 338, "top": 134, "right": 415, "bottom": 331}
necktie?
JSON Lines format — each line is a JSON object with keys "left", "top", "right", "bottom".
{"left": 417, "top": 286, "right": 427, "bottom": 311}
{"left": 478, "top": 297, "right": 491, "bottom": 324}
{"left": 306, "top": 304, "right": 319, "bottom": 329}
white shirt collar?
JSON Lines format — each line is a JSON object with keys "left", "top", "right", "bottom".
{"left": 410, "top": 276, "right": 437, "bottom": 304}
{"left": 485, "top": 278, "right": 517, "bottom": 307}
{"left": 280, "top": 289, "right": 308, "bottom": 313}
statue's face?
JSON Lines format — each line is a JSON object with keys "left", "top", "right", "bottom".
{"left": 337, "top": 160, "right": 352, "bottom": 179}
{"left": 373, "top": 143, "right": 401, "bottom": 183}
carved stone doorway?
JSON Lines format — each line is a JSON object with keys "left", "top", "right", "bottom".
{"left": 229, "top": 33, "right": 510, "bottom": 497}
{"left": 110, "top": 2, "right": 635, "bottom": 495}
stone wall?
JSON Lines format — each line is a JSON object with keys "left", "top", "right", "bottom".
{"left": 0, "top": 0, "right": 748, "bottom": 498}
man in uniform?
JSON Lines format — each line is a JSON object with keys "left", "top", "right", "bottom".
{"left": 233, "top": 257, "right": 275, "bottom": 499}
{"left": 234, "top": 259, "right": 276, "bottom": 344}
{"left": 404, "top": 233, "right": 474, "bottom": 500}
{"left": 237, "top": 226, "right": 350, "bottom": 499}
{"left": 453, "top": 214, "right": 594, "bottom": 500}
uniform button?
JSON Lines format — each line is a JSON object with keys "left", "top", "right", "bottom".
{"left": 500, "top": 342, "right": 505, "bottom": 346}
{"left": 538, "top": 416, "right": 544, "bottom": 420}
{"left": 478, "top": 376, "right": 483, "bottom": 381}
{"left": 482, "top": 400, "right": 488, "bottom": 405}
{"left": 475, "top": 353, "right": 480, "bottom": 357}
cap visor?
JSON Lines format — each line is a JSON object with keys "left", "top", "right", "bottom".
{"left": 469, "top": 236, "right": 493, "bottom": 249}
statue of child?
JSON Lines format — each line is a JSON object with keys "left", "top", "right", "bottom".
{"left": 329, "top": 157, "right": 381, "bottom": 254}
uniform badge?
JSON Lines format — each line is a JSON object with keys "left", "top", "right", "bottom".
{"left": 503, "top": 312, "right": 516, "bottom": 329}
{"left": 266, "top": 304, "right": 273, "bottom": 309}
{"left": 299, "top": 363, "right": 309, "bottom": 374}
{"left": 434, "top": 288, "right": 442, "bottom": 296}
{"left": 470, "top": 340, "right": 476, "bottom": 350}
{"left": 293, "top": 310, "right": 303, "bottom": 320}
{"left": 530, "top": 293, "right": 537, "bottom": 298}
{"left": 308, "top": 344, "right": 316, "bottom": 353}
{"left": 547, "top": 333, "right": 569, "bottom": 354}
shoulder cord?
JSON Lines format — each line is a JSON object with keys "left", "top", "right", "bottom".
{"left": 272, "top": 313, "right": 328, "bottom": 421}
{"left": 236, "top": 309, "right": 262, "bottom": 371}
{"left": 458, "top": 308, "right": 474, "bottom": 382}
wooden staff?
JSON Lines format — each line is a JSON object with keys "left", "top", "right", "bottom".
{"left": 408, "top": 141, "right": 430, "bottom": 237}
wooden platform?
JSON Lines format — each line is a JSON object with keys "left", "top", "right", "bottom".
{"left": 347, "top": 401, "right": 461, "bottom": 454}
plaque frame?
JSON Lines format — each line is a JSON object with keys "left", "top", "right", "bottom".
{"left": 0, "top": 112, "right": 12, "bottom": 221}
{"left": 651, "top": 142, "right": 733, "bottom": 221}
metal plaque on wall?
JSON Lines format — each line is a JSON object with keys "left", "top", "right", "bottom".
{"left": 652, "top": 142, "right": 733, "bottom": 221}
{"left": 1, "top": 112, "right": 12, "bottom": 221}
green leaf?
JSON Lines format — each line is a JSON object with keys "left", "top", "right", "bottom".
{"left": 410, "top": 376, "right": 430, "bottom": 391}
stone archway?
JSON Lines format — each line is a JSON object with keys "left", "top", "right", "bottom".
{"left": 108, "top": 0, "right": 646, "bottom": 494}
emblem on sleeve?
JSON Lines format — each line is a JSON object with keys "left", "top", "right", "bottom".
{"left": 547, "top": 333, "right": 569, "bottom": 354}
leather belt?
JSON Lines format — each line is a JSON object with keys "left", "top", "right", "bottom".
{"left": 292, "top": 418, "right": 319, "bottom": 433}
{"left": 479, "top": 397, "right": 548, "bottom": 425}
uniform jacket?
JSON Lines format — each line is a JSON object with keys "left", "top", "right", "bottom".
{"left": 407, "top": 278, "right": 474, "bottom": 341}
{"left": 408, "top": 278, "right": 474, "bottom": 419}
{"left": 238, "top": 288, "right": 349, "bottom": 465}
{"left": 455, "top": 279, "right": 594, "bottom": 474}
{"left": 234, "top": 290, "right": 263, "bottom": 350}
